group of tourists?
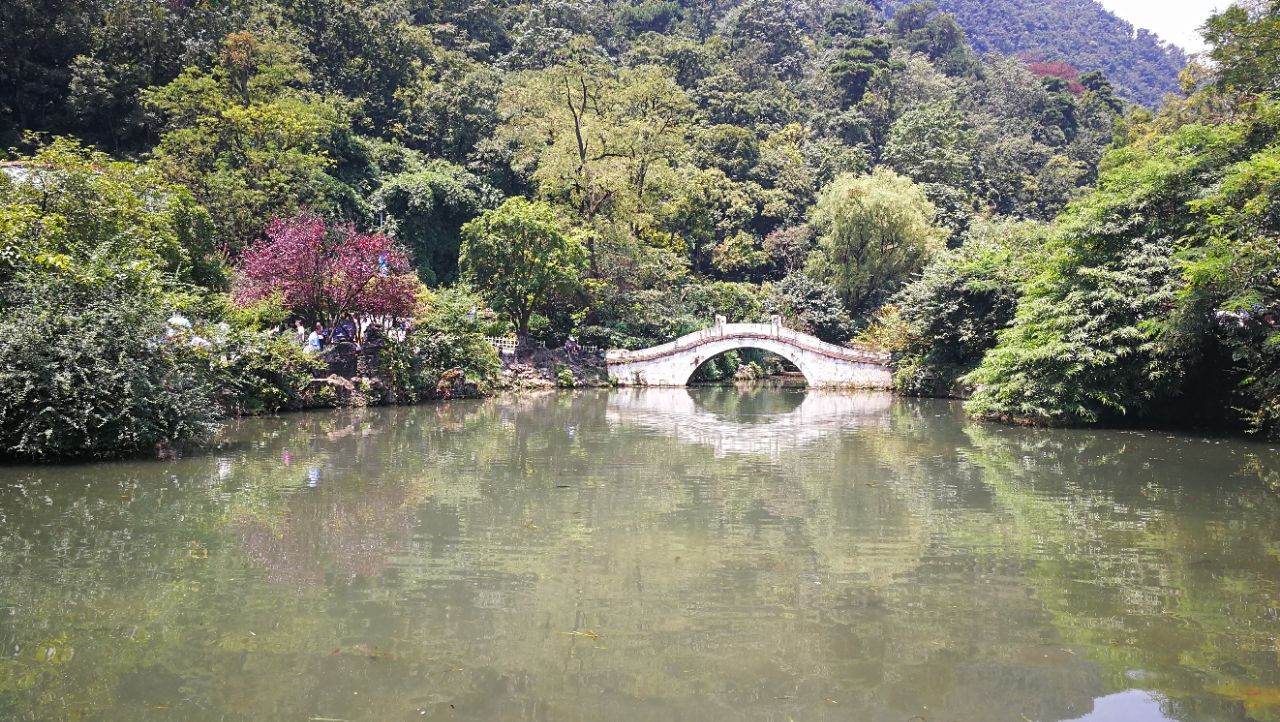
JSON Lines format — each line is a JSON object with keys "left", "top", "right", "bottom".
{"left": 293, "top": 314, "right": 408, "bottom": 354}
{"left": 294, "top": 314, "right": 357, "bottom": 353}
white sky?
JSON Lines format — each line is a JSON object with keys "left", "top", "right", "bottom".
{"left": 1096, "top": 0, "right": 1228, "bottom": 53}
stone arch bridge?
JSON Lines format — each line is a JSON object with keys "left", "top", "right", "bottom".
{"left": 605, "top": 316, "right": 892, "bottom": 388}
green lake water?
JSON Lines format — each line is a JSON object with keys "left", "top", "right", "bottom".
{"left": 1, "top": 388, "right": 1278, "bottom": 721}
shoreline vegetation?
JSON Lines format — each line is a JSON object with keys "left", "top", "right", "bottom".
{"left": 1, "top": 0, "right": 1278, "bottom": 461}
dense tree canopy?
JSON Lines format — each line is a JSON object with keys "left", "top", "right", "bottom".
{"left": 0, "top": 138, "right": 223, "bottom": 287}
{"left": 882, "top": 0, "right": 1280, "bottom": 436}
{"left": 886, "top": 0, "right": 1188, "bottom": 107}
{"left": 460, "top": 197, "right": 587, "bottom": 342}
{"left": 8, "top": 0, "right": 1278, "bottom": 450}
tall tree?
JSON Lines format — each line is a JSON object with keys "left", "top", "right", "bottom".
{"left": 721, "top": 0, "right": 810, "bottom": 80}
{"left": 830, "top": 37, "right": 892, "bottom": 107}
{"left": 143, "top": 31, "right": 349, "bottom": 250}
{"left": 807, "top": 168, "right": 946, "bottom": 315}
{"left": 882, "top": 102, "right": 976, "bottom": 187}
{"left": 459, "top": 198, "right": 587, "bottom": 344}
{"left": 499, "top": 53, "right": 693, "bottom": 224}
{"left": 1203, "top": 0, "right": 1280, "bottom": 94}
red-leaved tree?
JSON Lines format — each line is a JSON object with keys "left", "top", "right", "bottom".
{"left": 1023, "top": 59, "right": 1086, "bottom": 94}
{"left": 233, "top": 212, "right": 418, "bottom": 324}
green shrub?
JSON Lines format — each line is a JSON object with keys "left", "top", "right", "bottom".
{"left": 218, "top": 293, "right": 291, "bottom": 331}
{"left": 0, "top": 274, "right": 218, "bottom": 460}
{"left": 381, "top": 290, "right": 501, "bottom": 402}
{"left": 887, "top": 220, "right": 1040, "bottom": 396}
{"left": 382, "top": 328, "right": 499, "bottom": 402}
{"left": 556, "top": 367, "right": 576, "bottom": 388}
{"left": 200, "top": 328, "right": 322, "bottom": 416}
{"left": 1170, "top": 100, "right": 1280, "bottom": 435}
{"left": 582, "top": 287, "right": 695, "bottom": 350}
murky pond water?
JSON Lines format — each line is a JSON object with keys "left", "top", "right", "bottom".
{"left": 1, "top": 388, "right": 1278, "bottom": 721}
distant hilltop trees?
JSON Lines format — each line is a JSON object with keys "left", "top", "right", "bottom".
{"left": 884, "top": 0, "right": 1189, "bottom": 107}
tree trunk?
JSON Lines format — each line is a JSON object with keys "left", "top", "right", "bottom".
{"left": 515, "top": 313, "right": 535, "bottom": 355}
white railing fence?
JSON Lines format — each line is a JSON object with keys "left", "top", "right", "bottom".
{"left": 485, "top": 336, "right": 602, "bottom": 355}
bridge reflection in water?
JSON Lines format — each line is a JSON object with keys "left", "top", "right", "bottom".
{"left": 606, "top": 386, "right": 893, "bottom": 459}
{"left": 0, "top": 389, "right": 1268, "bottom": 720}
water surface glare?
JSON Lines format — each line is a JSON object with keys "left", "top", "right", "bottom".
{"left": 1, "top": 388, "right": 1278, "bottom": 721}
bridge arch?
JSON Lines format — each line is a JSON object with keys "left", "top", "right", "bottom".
{"left": 605, "top": 316, "right": 892, "bottom": 389}
{"left": 679, "top": 340, "right": 820, "bottom": 386}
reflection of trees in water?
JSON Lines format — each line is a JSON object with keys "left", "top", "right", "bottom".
{"left": 0, "top": 394, "right": 1277, "bottom": 720}
{"left": 688, "top": 383, "right": 808, "bottom": 418}
{"left": 222, "top": 407, "right": 491, "bottom": 587}
{"left": 961, "top": 424, "right": 1280, "bottom": 722}
{"left": 235, "top": 487, "right": 418, "bottom": 585}
{"left": 0, "top": 462, "right": 236, "bottom": 716}
{"left": 369, "top": 392, "right": 1113, "bottom": 721}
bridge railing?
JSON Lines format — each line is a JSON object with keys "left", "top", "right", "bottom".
{"left": 605, "top": 324, "right": 730, "bottom": 363}
{"left": 771, "top": 325, "right": 890, "bottom": 364}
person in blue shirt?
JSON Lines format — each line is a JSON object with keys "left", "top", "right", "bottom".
{"left": 332, "top": 314, "right": 358, "bottom": 344}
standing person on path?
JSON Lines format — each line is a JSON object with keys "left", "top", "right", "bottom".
{"left": 294, "top": 319, "right": 308, "bottom": 346}
{"left": 306, "top": 323, "right": 324, "bottom": 354}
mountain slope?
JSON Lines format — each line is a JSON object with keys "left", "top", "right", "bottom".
{"left": 887, "top": 0, "right": 1188, "bottom": 106}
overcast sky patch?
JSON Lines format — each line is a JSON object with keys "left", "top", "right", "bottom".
{"left": 1096, "top": 0, "right": 1226, "bottom": 53}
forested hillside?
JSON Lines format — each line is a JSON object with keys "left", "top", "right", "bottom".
{"left": 884, "top": 1, "right": 1280, "bottom": 435}
{"left": 887, "top": 0, "right": 1188, "bottom": 107}
{"left": 1, "top": 0, "right": 1276, "bottom": 458}
{"left": 0, "top": 0, "right": 1121, "bottom": 333}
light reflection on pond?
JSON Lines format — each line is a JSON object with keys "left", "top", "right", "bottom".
{"left": 0, "top": 389, "right": 1277, "bottom": 721}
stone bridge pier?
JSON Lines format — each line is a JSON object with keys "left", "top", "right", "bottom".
{"left": 605, "top": 316, "right": 892, "bottom": 388}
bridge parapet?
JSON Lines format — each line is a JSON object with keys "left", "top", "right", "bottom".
{"left": 605, "top": 316, "right": 889, "bottom": 366}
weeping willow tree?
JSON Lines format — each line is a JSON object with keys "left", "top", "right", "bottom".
{"left": 807, "top": 168, "right": 947, "bottom": 317}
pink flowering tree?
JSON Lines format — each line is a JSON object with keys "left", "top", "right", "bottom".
{"left": 233, "top": 212, "right": 418, "bottom": 325}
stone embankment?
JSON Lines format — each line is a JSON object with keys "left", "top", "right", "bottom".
{"left": 496, "top": 348, "right": 611, "bottom": 391}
